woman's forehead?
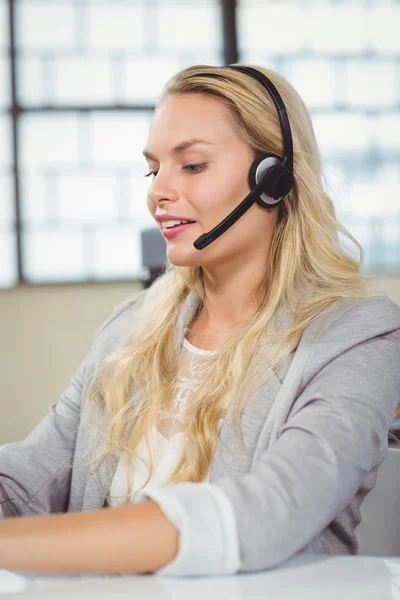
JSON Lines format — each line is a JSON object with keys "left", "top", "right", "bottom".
{"left": 146, "top": 94, "right": 240, "bottom": 154}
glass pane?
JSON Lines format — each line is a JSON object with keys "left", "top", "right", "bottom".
{"left": 52, "top": 57, "right": 114, "bottom": 105}
{"left": 370, "top": 5, "right": 400, "bottom": 53}
{"left": 363, "top": 216, "right": 400, "bottom": 273}
{"left": 57, "top": 173, "right": 118, "bottom": 222}
{"left": 122, "top": 57, "right": 181, "bottom": 104}
{"left": 0, "top": 0, "right": 8, "bottom": 52}
{"left": 346, "top": 61, "right": 397, "bottom": 109}
{"left": 92, "top": 225, "right": 143, "bottom": 279}
{"left": 303, "top": 4, "right": 368, "bottom": 54}
{"left": 313, "top": 114, "right": 371, "bottom": 153}
{"left": 156, "top": 1, "right": 221, "bottom": 52}
{"left": 20, "top": 114, "right": 80, "bottom": 169}
{"left": 373, "top": 114, "right": 400, "bottom": 151}
{"left": 0, "top": 231, "right": 17, "bottom": 288}
{"left": 128, "top": 174, "right": 154, "bottom": 221}
{"left": 238, "top": 1, "right": 304, "bottom": 55}
{"left": 16, "top": 1, "right": 76, "bottom": 50}
{"left": 383, "top": 220, "right": 400, "bottom": 244}
{"left": 20, "top": 173, "right": 48, "bottom": 224}
{"left": 23, "top": 228, "right": 86, "bottom": 283}
{"left": 0, "top": 56, "right": 9, "bottom": 108}
{"left": 0, "top": 115, "right": 11, "bottom": 167}
{"left": 19, "top": 55, "right": 116, "bottom": 107}
{"left": 0, "top": 173, "right": 13, "bottom": 225}
{"left": 285, "top": 60, "right": 336, "bottom": 109}
{"left": 90, "top": 112, "right": 152, "bottom": 164}
{"left": 17, "top": 56, "right": 47, "bottom": 105}
{"left": 86, "top": 2, "right": 145, "bottom": 51}
{"left": 348, "top": 166, "right": 400, "bottom": 217}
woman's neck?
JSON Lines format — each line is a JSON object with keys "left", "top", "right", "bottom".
{"left": 198, "top": 281, "right": 264, "bottom": 329}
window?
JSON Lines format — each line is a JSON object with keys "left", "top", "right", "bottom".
{"left": 2, "top": 0, "right": 399, "bottom": 288}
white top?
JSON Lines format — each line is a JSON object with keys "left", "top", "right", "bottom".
{"left": 108, "top": 338, "right": 240, "bottom": 577}
{"left": 109, "top": 337, "right": 216, "bottom": 506}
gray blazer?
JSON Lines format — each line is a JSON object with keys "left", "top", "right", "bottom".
{"left": 1, "top": 279, "right": 400, "bottom": 575}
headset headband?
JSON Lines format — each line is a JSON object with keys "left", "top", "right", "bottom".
{"left": 226, "top": 65, "right": 293, "bottom": 174}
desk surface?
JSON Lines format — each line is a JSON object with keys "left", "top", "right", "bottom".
{"left": 1, "top": 555, "right": 400, "bottom": 599}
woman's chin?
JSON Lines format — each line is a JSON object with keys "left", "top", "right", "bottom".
{"left": 166, "top": 251, "right": 203, "bottom": 267}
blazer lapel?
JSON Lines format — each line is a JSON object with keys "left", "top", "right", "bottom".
{"left": 209, "top": 305, "right": 295, "bottom": 481}
{"left": 81, "top": 454, "right": 119, "bottom": 511}
{"left": 209, "top": 369, "right": 283, "bottom": 481}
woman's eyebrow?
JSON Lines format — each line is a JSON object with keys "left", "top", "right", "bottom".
{"left": 142, "top": 138, "right": 216, "bottom": 161}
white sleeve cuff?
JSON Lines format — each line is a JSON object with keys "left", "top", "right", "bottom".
{"left": 135, "top": 482, "right": 241, "bottom": 577}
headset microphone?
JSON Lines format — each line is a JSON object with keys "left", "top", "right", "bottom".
{"left": 192, "top": 65, "right": 294, "bottom": 251}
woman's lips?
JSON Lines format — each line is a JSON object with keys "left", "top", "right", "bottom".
{"left": 162, "top": 222, "right": 197, "bottom": 239}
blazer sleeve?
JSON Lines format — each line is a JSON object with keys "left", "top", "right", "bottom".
{"left": 0, "top": 294, "right": 143, "bottom": 518}
{"left": 217, "top": 326, "right": 400, "bottom": 572}
{"left": 0, "top": 354, "right": 89, "bottom": 517}
{"left": 139, "top": 301, "right": 400, "bottom": 576}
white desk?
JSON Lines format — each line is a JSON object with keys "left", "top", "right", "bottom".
{"left": 1, "top": 555, "right": 400, "bottom": 599}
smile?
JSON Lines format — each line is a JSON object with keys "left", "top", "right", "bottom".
{"left": 162, "top": 222, "right": 197, "bottom": 239}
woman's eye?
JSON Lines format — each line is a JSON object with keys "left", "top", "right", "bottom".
{"left": 184, "top": 163, "right": 206, "bottom": 174}
{"left": 144, "top": 163, "right": 206, "bottom": 178}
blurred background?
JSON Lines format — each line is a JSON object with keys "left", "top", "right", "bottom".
{"left": 0, "top": 0, "right": 399, "bottom": 444}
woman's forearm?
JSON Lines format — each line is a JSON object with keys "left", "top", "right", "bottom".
{"left": 0, "top": 500, "right": 179, "bottom": 574}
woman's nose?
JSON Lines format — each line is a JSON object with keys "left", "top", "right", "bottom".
{"left": 147, "top": 171, "right": 179, "bottom": 205}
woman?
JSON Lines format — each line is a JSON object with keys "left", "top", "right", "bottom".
{"left": 1, "top": 64, "right": 400, "bottom": 577}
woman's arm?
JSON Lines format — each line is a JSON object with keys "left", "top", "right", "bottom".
{"left": 0, "top": 500, "right": 178, "bottom": 574}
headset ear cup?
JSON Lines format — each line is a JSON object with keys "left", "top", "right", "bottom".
{"left": 263, "top": 165, "right": 293, "bottom": 200}
{"left": 248, "top": 154, "right": 288, "bottom": 207}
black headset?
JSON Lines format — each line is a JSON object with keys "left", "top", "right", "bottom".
{"left": 193, "top": 64, "right": 294, "bottom": 251}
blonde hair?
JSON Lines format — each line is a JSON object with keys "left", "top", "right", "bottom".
{"left": 85, "top": 64, "right": 388, "bottom": 501}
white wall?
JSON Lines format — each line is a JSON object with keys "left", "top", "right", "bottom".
{"left": 1, "top": 275, "right": 400, "bottom": 444}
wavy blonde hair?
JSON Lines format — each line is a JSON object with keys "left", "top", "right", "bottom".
{"left": 85, "top": 64, "right": 389, "bottom": 502}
